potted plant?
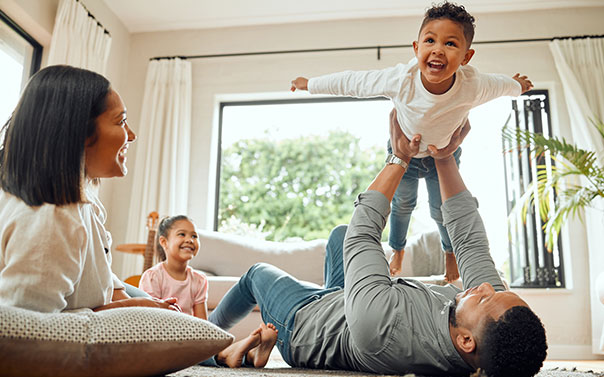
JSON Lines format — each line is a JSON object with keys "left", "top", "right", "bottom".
{"left": 503, "top": 118, "right": 604, "bottom": 251}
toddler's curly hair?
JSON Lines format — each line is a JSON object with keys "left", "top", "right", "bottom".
{"left": 420, "top": 2, "right": 476, "bottom": 46}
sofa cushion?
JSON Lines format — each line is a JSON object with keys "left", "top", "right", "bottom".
{"left": 191, "top": 229, "right": 327, "bottom": 285}
{"left": 0, "top": 305, "right": 233, "bottom": 377}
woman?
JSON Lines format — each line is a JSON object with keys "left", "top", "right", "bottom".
{"left": 0, "top": 65, "right": 178, "bottom": 312}
{"left": 0, "top": 65, "right": 277, "bottom": 368}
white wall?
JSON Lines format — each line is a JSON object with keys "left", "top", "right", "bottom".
{"left": 113, "top": 6, "right": 604, "bottom": 359}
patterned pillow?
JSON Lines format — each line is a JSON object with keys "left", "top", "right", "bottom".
{"left": 0, "top": 305, "right": 233, "bottom": 377}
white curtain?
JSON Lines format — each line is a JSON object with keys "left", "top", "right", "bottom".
{"left": 47, "top": 0, "right": 111, "bottom": 74}
{"left": 125, "top": 58, "right": 192, "bottom": 253}
{"left": 549, "top": 37, "right": 604, "bottom": 354}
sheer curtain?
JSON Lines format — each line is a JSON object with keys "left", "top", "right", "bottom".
{"left": 47, "top": 0, "right": 111, "bottom": 74}
{"left": 123, "top": 58, "right": 192, "bottom": 276}
{"left": 549, "top": 37, "right": 604, "bottom": 353}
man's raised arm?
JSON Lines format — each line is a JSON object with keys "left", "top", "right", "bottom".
{"left": 431, "top": 129, "right": 505, "bottom": 291}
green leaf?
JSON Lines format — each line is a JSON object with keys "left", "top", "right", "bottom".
{"left": 503, "top": 118, "right": 604, "bottom": 251}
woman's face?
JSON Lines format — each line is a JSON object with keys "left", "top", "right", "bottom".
{"left": 85, "top": 89, "right": 136, "bottom": 178}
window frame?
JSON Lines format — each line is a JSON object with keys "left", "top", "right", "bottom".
{"left": 214, "top": 96, "right": 388, "bottom": 231}
{"left": 0, "top": 10, "right": 42, "bottom": 79}
{"left": 503, "top": 89, "right": 565, "bottom": 288}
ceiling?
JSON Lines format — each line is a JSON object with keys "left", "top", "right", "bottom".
{"left": 103, "top": 0, "right": 604, "bottom": 33}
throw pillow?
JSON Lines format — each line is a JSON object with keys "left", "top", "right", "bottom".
{"left": 0, "top": 305, "right": 233, "bottom": 377}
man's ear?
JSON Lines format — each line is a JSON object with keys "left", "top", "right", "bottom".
{"left": 462, "top": 48, "right": 475, "bottom": 65}
{"left": 455, "top": 327, "right": 477, "bottom": 354}
{"left": 413, "top": 41, "right": 419, "bottom": 57}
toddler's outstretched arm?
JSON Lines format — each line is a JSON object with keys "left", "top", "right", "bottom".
{"left": 291, "top": 77, "right": 308, "bottom": 91}
{"left": 512, "top": 73, "right": 534, "bottom": 93}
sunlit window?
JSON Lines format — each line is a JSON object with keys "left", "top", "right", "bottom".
{"left": 217, "top": 95, "right": 521, "bottom": 279}
{"left": 0, "top": 11, "right": 42, "bottom": 125}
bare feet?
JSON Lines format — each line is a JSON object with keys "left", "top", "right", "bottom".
{"left": 216, "top": 327, "right": 261, "bottom": 368}
{"left": 389, "top": 249, "right": 404, "bottom": 276}
{"left": 444, "top": 252, "right": 460, "bottom": 283}
{"left": 247, "top": 323, "right": 279, "bottom": 368}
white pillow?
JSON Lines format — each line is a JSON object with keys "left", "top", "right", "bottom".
{"left": 0, "top": 305, "right": 233, "bottom": 377}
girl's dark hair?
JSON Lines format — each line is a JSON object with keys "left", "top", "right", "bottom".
{"left": 420, "top": 2, "right": 476, "bottom": 46}
{"left": 155, "top": 215, "right": 194, "bottom": 261}
{"left": 0, "top": 65, "right": 110, "bottom": 206}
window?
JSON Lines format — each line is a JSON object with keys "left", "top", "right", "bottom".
{"left": 503, "top": 90, "right": 565, "bottom": 288}
{"left": 216, "top": 98, "right": 393, "bottom": 241}
{"left": 216, "top": 93, "right": 554, "bottom": 284}
{"left": 0, "top": 10, "right": 42, "bottom": 125}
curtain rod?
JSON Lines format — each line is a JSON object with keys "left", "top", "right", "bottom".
{"left": 77, "top": 0, "right": 110, "bottom": 36}
{"left": 150, "top": 34, "right": 604, "bottom": 61}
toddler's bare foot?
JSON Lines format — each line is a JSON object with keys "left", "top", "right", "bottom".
{"left": 389, "top": 249, "right": 405, "bottom": 276}
{"left": 216, "top": 327, "right": 261, "bottom": 368}
{"left": 247, "top": 322, "right": 279, "bottom": 368}
{"left": 444, "top": 252, "right": 460, "bottom": 283}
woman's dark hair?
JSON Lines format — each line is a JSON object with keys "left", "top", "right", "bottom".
{"left": 155, "top": 215, "right": 194, "bottom": 261}
{"left": 420, "top": 1, "right": 476, "bottom": 47}
{"left": 0, "top": 65, "right": 110, "bottom": 206}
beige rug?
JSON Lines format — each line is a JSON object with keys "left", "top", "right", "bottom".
{"left": 167, "top": 351, "right": 604, "bottom": 377}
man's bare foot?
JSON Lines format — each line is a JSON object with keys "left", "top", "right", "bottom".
{"left": 216, "top": 328, "right": 261, "bottom": 368}
{"left": 389, "top": 249, "right": 404, "bottom": 276}
{"left": 444, "top": 252, "right": 460, "bottom": 283}
{"left": 247, "top": 323, "right": 279, "bottom": 368}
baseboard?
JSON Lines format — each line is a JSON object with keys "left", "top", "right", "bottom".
{"left": 547, "top": 344, "right": 604, "bottom": 360}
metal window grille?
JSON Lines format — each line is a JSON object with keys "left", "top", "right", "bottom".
{"left": 502, "top": 90, "right": 565, "bottom": 288}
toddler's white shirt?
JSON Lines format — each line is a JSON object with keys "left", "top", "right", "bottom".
{"left": 308, "top": 58, "right": 521, "bottom": 157}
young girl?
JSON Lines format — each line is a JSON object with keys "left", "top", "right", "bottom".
{"left": 140, "top": 215, "right": 279, "bottom": 368}
{"left": 140, "top": 215, "right": 208, "bottom": 318}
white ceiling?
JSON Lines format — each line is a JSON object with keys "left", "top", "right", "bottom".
{"left": 102, "top": 0, "right": 604, "bottom": 33}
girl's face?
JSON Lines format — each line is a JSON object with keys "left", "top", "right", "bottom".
{"left": 160, "top": 219, "right": 200, "bottom": 263}
{"left": 85, "top": 89, "right": 136, "bottom": 178}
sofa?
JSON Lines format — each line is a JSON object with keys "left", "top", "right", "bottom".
{"left": 189, "top": 229, "right": 458, "bottom": 340}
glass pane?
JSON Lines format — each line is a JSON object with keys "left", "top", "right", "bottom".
{"left": 218, "top": 96, "right": 515, "bottom": 277}
{"left": 0, "top": 16, "right": 34, "bottom": 125}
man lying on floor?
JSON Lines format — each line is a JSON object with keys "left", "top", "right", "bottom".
{"left": 208, "top": 110, "right": 548, "bottom": 377}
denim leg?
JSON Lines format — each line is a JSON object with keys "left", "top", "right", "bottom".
{"left": 208, "top": 263, "right": 334, "bottom": 365}
{"left": 425, "top": 172, "right": 452, "bottom": 252}
{"left": 425, "top": 147, "right": 462, "bottom": 252}
{"left": 389, "top": 172, "right": 419, "bottom": 251}
{"left": 323, "top": 225, "right": 347, "bottom": 290}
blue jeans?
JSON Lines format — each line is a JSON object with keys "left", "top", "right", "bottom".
{"left": 207, "top": 225, "right": 348, "bottom": 366}
{"left": 387, "top": 140, "right": 461, "bottom": 252}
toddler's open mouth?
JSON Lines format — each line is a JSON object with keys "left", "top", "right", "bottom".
{"left": 427, "top": 61, "right": 445, "bottom": 70}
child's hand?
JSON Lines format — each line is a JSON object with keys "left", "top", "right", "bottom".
{"left": 512, "top": 73, "right": 533, "bottom": 93}
{"left": 290, "top": 77, "right": 309, "bottom": 92}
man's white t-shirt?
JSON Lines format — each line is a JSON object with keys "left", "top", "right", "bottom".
{"left": 308, "top": 58, "right": 521, "bottom": 157}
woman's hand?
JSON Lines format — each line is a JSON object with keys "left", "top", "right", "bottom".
{"left": 93, "top": 296, "right": 182, "bottom": 312}
{"left": 389, "top": 109, "right": 421, "bottom": 162}
{"left": 427, "top": 118, "right": 471, "bottom": 160}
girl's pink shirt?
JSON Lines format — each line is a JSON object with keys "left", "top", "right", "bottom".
{"left": 139, "top": 263, "right": 208, "bottom": 315}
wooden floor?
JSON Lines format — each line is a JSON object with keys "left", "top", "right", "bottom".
{"left": 544, "top": 360, "right": 604, "bottom": 373}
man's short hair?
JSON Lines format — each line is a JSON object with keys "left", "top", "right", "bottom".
{"left": 479, "top": 306, "right": 547, "bottom": 377}
{"left": 419, "top": 1, "right": 476, "bottom": 47}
